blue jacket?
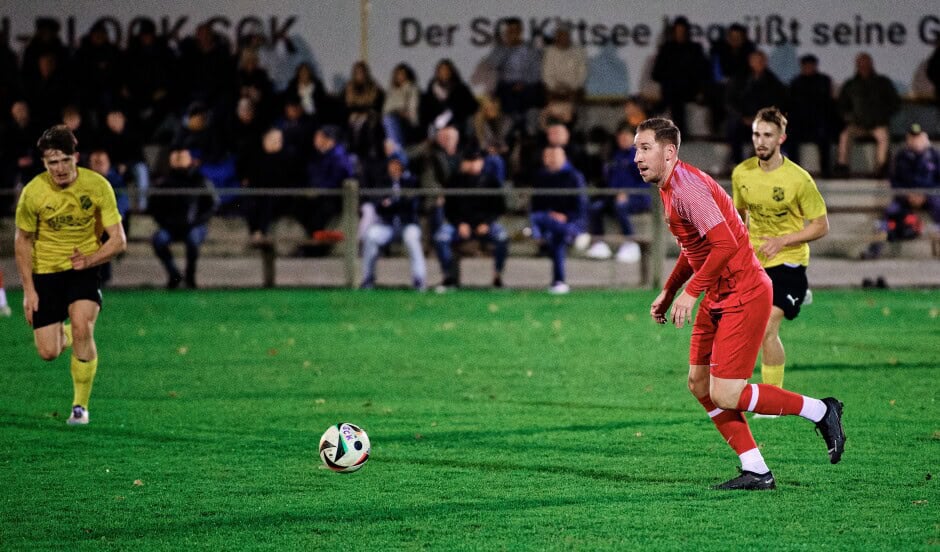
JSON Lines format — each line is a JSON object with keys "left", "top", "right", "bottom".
{"left": 374, "top": 171, "right": 422, "bottom": 226}
{"left": 604, "top": 146, "right": 646, "bottom": 190}
{"left": 307, "top": 144, "right": 354, "bottom": 189}
{"left": 532, "top": 161, "right": 588, "bottom": 228}
{"left": 890, "top": 145, "right": 940, "bottom": 190}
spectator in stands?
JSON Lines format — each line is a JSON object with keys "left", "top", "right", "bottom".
{"left": 521, "top": 121, "right": 589, "bottom": 186}
{"left": 124, "top": 18, "right": 179, "bottom": 140}
{"left": 420, "top": 58, "right": 478, "bottom": 140}
{"left": 303, "top": 125, "right": 355, "bottom": 237}
{"left": 707, "top": 23, "right": 756, "bottom": 134}
{"left": 0, "top": 101, "right": 42, "bottom": 207}
{"left": 149, "top": 148, "right": 219, "bottom": 289}
{"left": 344, "top": 61, "right": 386, "bottom": 165}
{"left": 541, "top": 23, "right": 587, "bottom": 130}
{"left": 178, "top": 23, "right": 236, "bottom": 120}
{"left": 473, "top": 96, "right": 515, "bottom": 162}
{"left": 0, "top": 39, "right": 21, "bottom": 120}
{"left": 244, "top": 127, "right": 292, "bottom": 244}
{"left": 275, "top": 93, "right": 317, "bottom": 179}
{"left": 427, "top": 125, "right": 462, "bottom": 189}
{"left": 862, "top": 124, "right": 940, "bottom": 259}
{"left": 483, "top": 17, "right": 543, "bottom": 132}
{"left": 98, "top": 106, "right": 151, "bottom": 211}
{"left": 360, "top": 154, "right": 427, "bottom": 291}
{"left": 172, "top": 101, "right": 227, "bottom": 165}
{"left": 927, "top": 39, "right": 940, "bottom": 111}
{"left": 382, "top": 63, "right": 421, "bottom": 150}
{"left": 585, "top": 123, "right": 650, "bottom": 263}
{"left": 87, "top": 148, "right": 129, "bottom": 286}
{"left": 23, "top": 51, "right": 71, "bottom": 130}
{"left": 21, "top": 18, "right": 69, "bottom": 88}
{"left": 725, "top": 50, "right": 788, "bottom": 165}
{"left": 787, "top": 54, "right": 837, "bottom": 177}
{"left": 235, "top": 48, "right": 275, "bottom": 125}
{"left": 285, "top": 62, "right": 335, "bottom": 126}
{"left": 622, "top": 96, "right": 648, "bottom": 129}
{"left": 652, "top": 16, "right": 711, "bottom": 137}
{"left": 834, "top": 53, "right": 901, "bottom": 177}
{"left": 529, "top": 145, "right": 589, "bottom": 294}
{"left": 71, "top": 21, "right": 124, "bottom": 119}
{"left": 433, "top": 148, "right": 509, "bottom": 290}
{"left": 60, "top": 105, "right": 94, "bottom": 164}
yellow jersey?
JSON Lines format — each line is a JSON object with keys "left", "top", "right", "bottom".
{"left": 731, "top": 157, "right": 827, "bottom": 268}
{"left": 15, "top": 167, "right": 122, "bottom": 274}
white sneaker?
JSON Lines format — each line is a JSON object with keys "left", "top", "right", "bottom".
{"left": 573, "top": 233, "right": 591, "bottom": 252}
{"left": 585, "top": 241, "right": 612, "bottom": 259}
{"left": 0, "top": 304, "right": 10, "bottom": 317}
{"left": 548, "top": 282, "right": 570, "bottom": 295}
{"left": 803, "top": 289, "right": 813, "bottom": 306}
{"left": 615, "top": 241, "right": 641, "bottom": 263}
{"left": 67, "top": 405, "right": 89, "bottom": 425}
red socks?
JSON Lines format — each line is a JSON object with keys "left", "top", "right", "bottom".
{"left": 737, "top": 383, "right": 805, "bottom": 416}
{"left": 697, "top": 395, "right": 757, "bottom": 455}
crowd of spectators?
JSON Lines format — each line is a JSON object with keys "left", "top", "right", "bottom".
{"left": 1, "top": 15, "right": 938, "bottom": 288}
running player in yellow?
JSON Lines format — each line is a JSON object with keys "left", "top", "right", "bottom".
{"left": 14, "top": 125, "right": 127, "bottom": 425}
{"left": 732, "top": 107, "right": 829, "bottom": 394}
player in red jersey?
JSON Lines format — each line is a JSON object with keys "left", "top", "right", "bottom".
{"left": 635, "top": 117, "right": 845, "bottom": 490}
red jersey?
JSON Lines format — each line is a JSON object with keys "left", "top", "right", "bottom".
{"left": 660, "top": 160, "right": 769, "bottom": 308}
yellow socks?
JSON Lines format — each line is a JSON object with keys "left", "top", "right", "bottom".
{"left": 70, "top": 356, "right": 98, "bottom": 408}
{"left": 761, "top": 363, "right": 785, "bottom": 388}
{"left": 63, "top": 323, "right": 73, "bottom": 348}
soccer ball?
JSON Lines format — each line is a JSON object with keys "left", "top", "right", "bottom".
{"left": 318, "top": 422, "right": 371, "bottom": 473}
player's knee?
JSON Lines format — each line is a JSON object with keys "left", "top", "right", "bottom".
{"left": 70, "top": 320, "right": 94, "bottom": 343}
{"left": 709, "top": 388, "right": 740, "bottom": 410}
{"left": 36, "top": 345, "right": 60, "bottom": 361}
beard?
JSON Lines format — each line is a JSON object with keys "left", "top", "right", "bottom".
{"left": 756, "top": 149, "right": 776, "bottom": 162}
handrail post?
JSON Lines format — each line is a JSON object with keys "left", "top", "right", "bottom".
{"left": 341, "top": 179, "right": 360, "bottom": 288}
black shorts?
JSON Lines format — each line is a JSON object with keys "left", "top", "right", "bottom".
{"left": 765, "top": 264, "right": 809, "bottom": 320}
{"left": 31, "top": 269, "right": 102, "bottom": 329}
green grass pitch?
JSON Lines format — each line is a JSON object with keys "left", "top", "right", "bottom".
{"left": 1, "top": 289, "right": 937, "bottom": 550}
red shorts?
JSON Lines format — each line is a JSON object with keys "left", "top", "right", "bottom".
{"left": 689, "top": 281, "right": 772, "bottom": 379}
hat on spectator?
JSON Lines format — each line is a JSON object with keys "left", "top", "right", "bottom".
{"left": 387, "top": 151, "right": 407, "bottom": 166}
{"left": 907, "top": 123, "right": 925, "bottom": 136}
{"left": 318, "top": 124, "right": 340, "bottom": 141}
{"left": 799, "top": 53, "right": 819, "bottom": 65}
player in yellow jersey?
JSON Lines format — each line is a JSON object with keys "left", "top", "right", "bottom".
{"left": 14, "top": 125, "right": 127, "bottom": 425}
{"left": 732, "top": 107, "right": 829, "bottom": 397}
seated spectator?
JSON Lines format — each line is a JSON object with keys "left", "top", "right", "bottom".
{"left": 302, "top": 125, "right": 355, "bottom": 238}
{"left": 427, "top": 125, "right": 462, "bottom": 189}
{"left": 433, "top": 149, "right": 509, "bottom": 290}
{"left": 585, "top": 123, "right": 650, "bottom": 263}
{"left": 651, "top": 16, "right": 710, "bottom": 137}
{"left": 87, "top": 148, "right": 129, "bottom": 286}
{"left": 71, "top": 20, "right": 122, "bottom": 118}
{"left": 360, "top": 154, "right": 426, "bottom": 291}
{"left": 835, "top": 53, "right": 901, "bottom": 177}
{"left": 707, "top": 23, "right": 755, "bottom": 134}
{"left": 344, "top": 60, "right": 386, "bottom": 164}
{"left": 284, "top": 61, "right": 336, "bottom": 126}
{"left": 244, "top": 127, "right": 293, "bottom": 244}
{"left": 725, "top": 50, "right": 787, "bottom": 165}
{"left": 382, "top": 63, "right": 421, "bottom": 150}
{"left": 484, "top": 17, "right": 544, "bottom": 133}
{"left": 275, "top": 93, "right": 317, "bottom": 175}
{"left": 862, "top": 124, "right": 940, "bottom": 259}
{"left": 622, "top": 96, "right": 648, "bottom": 129}
{"left": 0, "top": 101, "right": 43, "bottom": 210}
{"left": 473, "top": 95, "right": 515, "bottom": 162}
{"left": 148, "top": 148, "right": 219, "bottom": 289}
{"left": 60, "top": 105, "right": 93, "bottom": 161}
{"left": 124, "top": 18, "right": 178, "bottom": 140}
{"left": 98, "top": 106, "right": 151, "bottom": 211}
{"left": 529, "top": 145, "right": 588, "bottom": 294}
{"left": 540, "top": 24, "right": 587, "bottom": 129}
{"left": 787, "top": 54, "right": 836, "bottom": 177}
{"left": 419, "top": 58, "right": 478, "bottom": 140}
{"left": 235, "top": 47, "right": 275, "bottom": 124}
{"left": 23, "top": 50, "right": 71, "bottom": 130}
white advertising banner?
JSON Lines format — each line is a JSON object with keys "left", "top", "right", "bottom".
{"left": 3, "top": 0, "right": 938, "bottom": 97}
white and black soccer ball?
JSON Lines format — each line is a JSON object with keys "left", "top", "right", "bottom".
{"left": 318, "top": 422, "right": 371, "bottom": 473}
